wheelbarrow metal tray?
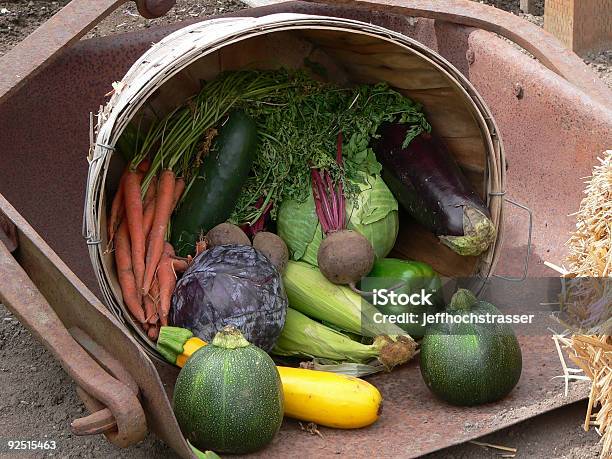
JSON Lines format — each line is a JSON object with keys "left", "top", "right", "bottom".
{"left": 0, "top": 1, "right": 610, "bottom": 458}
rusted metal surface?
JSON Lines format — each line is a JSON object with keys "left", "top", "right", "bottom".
{"left": 305, "top": 0, "right": 612, "bottom": 106}
{"left": 0, "top": 1, "right": 610, "bottom": 457}
{"left": 73, "top": 385, "right": 132, "bottom": 438}
{"left": 0, "top": 213, "right": 17, "bottom": 253}
{"left": 0, "top": 194, "right": 194, "bottom": 458}
{"left": 136, "top": 0, "right": 177, "bottom": 19}
{"left": 246, "top": 343, "right": 589, "bottom": 458}
{"left": 0, "top": 0, "right": 176, "bottom": 105}
{"left": 70, "top": 327, "right": 139, "bottom": 396}
{"left": 69, "top": 327, "right": 139, "bottom": 437}
{"left": 463, "top": 27, "right": 612, "bottom": 278}
{"left": 0, "top": 211, "right": 147, "bottom": 447}
{"left": 71, "top": 406, "right": 120, "bottom": 436}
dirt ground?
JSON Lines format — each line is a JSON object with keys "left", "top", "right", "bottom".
{"left": 0, "top": 0, "right": 609, "bottom": 458}
{"left": 0, "top": 302, "right": 603, "bottom": 459}
{"left": 1, "top": 0, "right": 610, "bottom": 86}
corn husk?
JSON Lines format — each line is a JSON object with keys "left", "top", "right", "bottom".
{"left": 272, "top": 308, "right": 417, "bottom": 371}
{"left": 554, "top": 150, "right": 611, "bottom": 458}
{"left": 300, "top": 359, "right": 386, "bottom": 377}
{"left": 283, "top": 261, "right": 408, "bottom": 337}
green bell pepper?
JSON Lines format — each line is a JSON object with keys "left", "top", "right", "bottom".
{"left": 359, "top": 258, "right": 443, "bottom": 338}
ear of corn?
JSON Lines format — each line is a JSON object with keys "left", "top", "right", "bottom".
{"left": 272, "top": 308, "right": 416, "bottom": 369}
{"left": 283, "top": 261, "right": 408, "bottom": 337}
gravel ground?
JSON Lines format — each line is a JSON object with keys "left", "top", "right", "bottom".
{"left": 0, "top": 1, "right": 608, "bottom": 458}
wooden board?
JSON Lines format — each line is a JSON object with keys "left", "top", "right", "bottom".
{"left": 545, "top": 0, "right": 612, "bottom": 55}
{"left": 520, "top": 0, "right": 539, "bottom": 14}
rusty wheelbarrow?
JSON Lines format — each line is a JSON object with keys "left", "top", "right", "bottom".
{"left": 0, "top": 0, "right": 610, "bottom": 457}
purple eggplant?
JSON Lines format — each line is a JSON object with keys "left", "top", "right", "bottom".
{"left": 372, "top": 122, "right": 495, "bottom": 256}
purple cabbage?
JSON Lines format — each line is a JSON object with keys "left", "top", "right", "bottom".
{"left": 171, "top": 244, "right": 287, "bottom": 351}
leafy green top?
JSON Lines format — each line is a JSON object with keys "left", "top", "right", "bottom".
{"left": 232, "top": 69, "right": 430, "bottom": 224}
{"left": 129, "top": 69, "right": 430, "bottom": 223}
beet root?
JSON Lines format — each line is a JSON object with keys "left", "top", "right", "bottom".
{"left": 253, "top": 232, "right": 289, "bottom": 273}
{"left": 205, "top": 223, "right": 250, "bottom": 248}
{"left": 317, "top": 230, "right": 375, "bottom": 285}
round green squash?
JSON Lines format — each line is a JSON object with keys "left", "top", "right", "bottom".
{"left": 173, "top": 326, "right": 283, "bottom": 454}
{"left": 420, "top": 289, "right": 522, "bottom": 406}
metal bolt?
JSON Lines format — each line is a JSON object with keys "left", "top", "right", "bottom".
{"left": 514, "top": 83, "right": 524, "bottom": 99}
{"left": 466, "top": 49, "right": 475, "bottom": 65}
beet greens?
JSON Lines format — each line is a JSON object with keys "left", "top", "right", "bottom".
{"left": 229, "top": 70, "right": 431, "bottom": 225}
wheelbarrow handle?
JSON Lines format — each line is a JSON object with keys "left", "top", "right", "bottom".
{"left": 307, "top": 0, "right": 612, "bottom": 106}
{"left": 0, "top": 0, "right": 176, "bottom": 105}
{"left": 0, "top": 234, "right": 147, "bottom": 447}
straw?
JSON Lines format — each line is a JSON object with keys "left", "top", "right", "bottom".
{"left": 565, "top": 150, "right": 612, "bottom": 280}
{"left": 553, "top": 150, "right": 611, "bottom": 458}
{"left": 555, "top": 334, "right": 611, "bottom": 458}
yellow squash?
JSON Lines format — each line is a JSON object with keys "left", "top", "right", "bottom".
{"left": 172, "top": 332, "right": 382, "bottom": 429}
{"left": 277, "top": 366, "right": 382, "bottom": 429}
{"left": 176, "top": 337, "right": 207, "bottom": 368}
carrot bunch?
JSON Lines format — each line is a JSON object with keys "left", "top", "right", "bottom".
{"left": 108, "top": 161, "right": 187, "bottom": 341}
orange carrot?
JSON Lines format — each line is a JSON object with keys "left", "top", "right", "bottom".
{"left": 142, "top": 169, "right": 175, "bottom": 295}
{"left": 144, "top": 291, "right": 157, "bottom": 324}
{"left": 144, "top": 175, "right": 157, "bottom": 207}
{"left": 108, "top": 159, "right": 149, "bottom": 246}
{"left": 172, "top": 177, "right": 186, "bottom": 210}
{"left": 172, "top": 259, "right": 188, "bottom": 273}
{"left": 107, "top": 172, "right": 126, "bottom": 245}
{"left": 143, "top": 176, "right": 157, "bottom": 241}
{"left": 148, "top": 278, "right": 160, "bottom": 325}
{"left": 157, "top": 242, "right": 177, "bottom": 326}
{"left": 123, "top": 169, "right": 146, "bottom": 294}
{"left": 143, "top": 200, "right": 156, "bottom": 243}
{"left": 115, "top": 221, "right": 146, "bottom": 323}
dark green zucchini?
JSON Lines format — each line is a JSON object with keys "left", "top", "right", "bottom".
{"left": 420, "top": 289, "right": 522, "bottom": 406}
{"left": 171, "top": 110, "right": 258, "bottom": 256}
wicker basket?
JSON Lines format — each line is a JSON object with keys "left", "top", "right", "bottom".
{"left": 84, "top": 13, "right": 506, "bottom": 358}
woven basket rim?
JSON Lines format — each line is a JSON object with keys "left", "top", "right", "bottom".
{"left": 85, "top": 13, "right": 506, "bottom": 359}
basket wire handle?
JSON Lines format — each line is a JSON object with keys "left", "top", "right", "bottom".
{"left": 492, "top": 196, "right": 533, "bottom": 282}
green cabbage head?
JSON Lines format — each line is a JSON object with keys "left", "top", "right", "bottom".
{"left": 277, "top": 174, "right": 398, "bottom": 266}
